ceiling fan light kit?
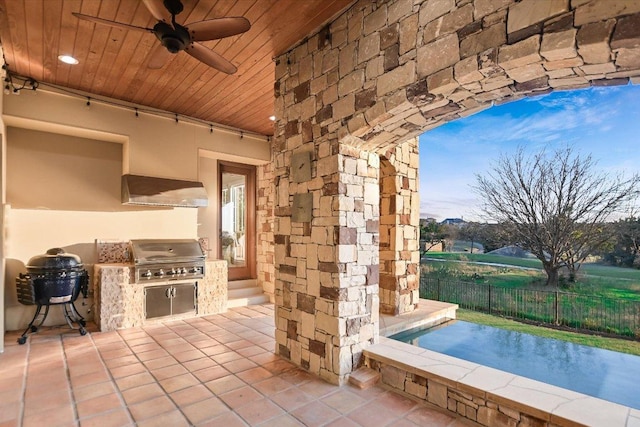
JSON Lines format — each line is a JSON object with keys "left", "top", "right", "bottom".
{"left": 72, "top": 0, "right": 250, "bottom": 74}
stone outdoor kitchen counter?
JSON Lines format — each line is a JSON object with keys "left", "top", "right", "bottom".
{"left": 93, "top": 260, "right": 227, "bottom": 332}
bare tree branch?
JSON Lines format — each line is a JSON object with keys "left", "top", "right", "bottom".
{"left": 473, "top": 146, "right": 640, "bottom": 287}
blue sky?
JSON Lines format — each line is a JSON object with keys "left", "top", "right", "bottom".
{"left": 418, "top": 84, "right": 640, "bottom": 221}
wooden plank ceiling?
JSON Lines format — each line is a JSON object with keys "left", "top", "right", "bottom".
{"left": 0, "top": 0, "right": 353, "bottom": 136}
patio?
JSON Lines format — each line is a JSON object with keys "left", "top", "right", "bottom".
{"left": 0, "top": 304, "right": 469, "bottom": 427}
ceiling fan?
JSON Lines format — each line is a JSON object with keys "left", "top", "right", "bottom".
{"left": 73, "top": 0, "right": 250, "bottom": 74}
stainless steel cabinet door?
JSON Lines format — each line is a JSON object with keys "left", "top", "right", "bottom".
{"left": 145, "top": 285, "right": 171, "bottom": 319}
{"left": 171, "top": 283, "right": 196, "bottom": 316}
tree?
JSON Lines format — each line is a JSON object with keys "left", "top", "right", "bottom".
{"left": 458, "top": 222, "right": 482, "bottom": 253}
{"left": 475, "top": 222, "right": 515, "bottom": 253}
{"left": 474, "top": 146, "right": 640, "bottom": 287}
{"left": 441, "top": 224, "right": 459, "bottom": 252}
{"left": 420, "top": 221, "right": 453, "bottom": 252}
{"left": 419, "top": 221, "right": 457, "bottom": 252}
{"left": 420, "top": 221, "right": 446, "bottom": 252}
{"left": 604, "top": 217, "right": 640, "bottom": 268}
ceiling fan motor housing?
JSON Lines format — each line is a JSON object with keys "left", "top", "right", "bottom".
{"left": 72, "top": 0, "right": 249, "bottom": 73}
{"left": 153, "top": 22, "right": 191, "bottom": 53}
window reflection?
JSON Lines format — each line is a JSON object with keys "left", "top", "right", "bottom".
{"left": 221, "top": 172, "right": 246, "bottom": 267}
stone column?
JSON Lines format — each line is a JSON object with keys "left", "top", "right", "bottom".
{"left": 272, "top": 131, "right": 380, "bottom": 384}
{"left": 379, "top": 138, "right": 420, "bottom": 315}
{"left": 269, "top": 0, "right": 640, "bottom": 385}
{"left": 257, "top": 162, "right": 275, "bottom": 301}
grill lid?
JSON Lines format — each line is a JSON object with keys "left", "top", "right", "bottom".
{"left": 26, "top": 248, "right": 83, "bottom": 270}
{"left": 130, "top": 239, "right": 205, "bottom": 265}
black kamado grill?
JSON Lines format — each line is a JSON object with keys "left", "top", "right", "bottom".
{"left": 16, "top": 248, "right": 89, "bottom": 344}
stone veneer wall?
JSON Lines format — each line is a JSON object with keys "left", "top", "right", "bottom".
{"left": 199, "top": 261, "right": 228, "bottom": 314}
{"left": 366, "top": 357, "right": 557, "bottom": 427}
{"left": 257, "top": 163, "right": 276, "bottom": 301}
{"left": 379, "top": 138, "right": 420, "bottom": 315}
{"left": 272, "top": 140, "right": 381, "bottom": 384}
{"left": 93, "top": 265, "right": 143, "bottom": 331}
{"left": 272, "top": 0, "right": 640, "bottom": 384}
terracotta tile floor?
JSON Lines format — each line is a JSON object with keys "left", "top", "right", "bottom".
{"left": 0, "top": 304, "right": 471, "bottom": 427}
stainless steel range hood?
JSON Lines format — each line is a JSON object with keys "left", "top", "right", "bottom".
{"left": 122, "top": 174, "right": 209, "bottom": 208}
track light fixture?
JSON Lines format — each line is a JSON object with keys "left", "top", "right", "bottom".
{"left": 2, "top": 68, "right": 260, "bottom": 142}
{"left": 2, "top": 73, "right": 38, "bottom": 94}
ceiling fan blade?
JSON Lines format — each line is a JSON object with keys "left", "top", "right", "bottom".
{"left": 185, "top": 42, "right": 237, "bottom": 74}
{"left": 187, "top": 17, "right": 251, "bottom": 42}
{"left": 148, "top": 43, "right": 174, "bottom": 69}
{"left": 73, "top": 13, "right": 153, "bottom": 33}
{"left": 142, "top": 0, "right": 172, "bottom": 23}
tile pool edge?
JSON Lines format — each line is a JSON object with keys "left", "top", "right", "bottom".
{"left": 363, "top": 337, "right": 639, "bottom": 427}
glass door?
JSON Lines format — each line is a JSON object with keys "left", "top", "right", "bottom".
{"left": 218, "top": 161, "right": 256, "bottom": 280}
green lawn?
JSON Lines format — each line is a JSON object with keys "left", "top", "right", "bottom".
{"left": 425, "top": 252, "right": 640, "bottom": 280}
{"left": 422, "top": 259, "right": 542, "bottom": 287}
{"left": 457, "top": 309, "right": 640, "bottom": 356}
{"left": 424, "top": 252, "right": 543, "bottom": 269}
{"left": 422, "top": 252, "right": 640, "bottom": 301}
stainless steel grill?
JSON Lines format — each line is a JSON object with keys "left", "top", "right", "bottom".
{"left": 130, "top": 239, "right": 205, "bottom": 283}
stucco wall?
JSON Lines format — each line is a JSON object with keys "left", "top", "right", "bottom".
{"left": 3, "top": 89, "right": 270, "bottom": 180}
{"left": 1, "top": 88, "right": 271, "bottom": 332}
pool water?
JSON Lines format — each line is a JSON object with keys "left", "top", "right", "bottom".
{"left": 390, "top": 320, "right": 640, "bottom": 409}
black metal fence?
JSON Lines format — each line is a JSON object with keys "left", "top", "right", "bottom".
{"left": 420, "top": 277, "right": 640, "bottom": 338}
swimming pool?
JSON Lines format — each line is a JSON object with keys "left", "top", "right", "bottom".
{"left": 390, "top": 320, "right": 640, "bottom": 409}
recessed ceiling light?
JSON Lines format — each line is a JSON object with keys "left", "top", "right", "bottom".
{"left": 58, "top": 55, "right": 79, "bottom": 65}
{"left": 269, "top": 115, "right": 276, "bottom": 121}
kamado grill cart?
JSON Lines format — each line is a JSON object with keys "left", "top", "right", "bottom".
{"left": 16, "top": 248, "right": 89, "bottom": 344}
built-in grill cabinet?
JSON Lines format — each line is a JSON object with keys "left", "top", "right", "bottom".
{"left": 130, "top": 239, "right": 205, "bottom": 321}
{"left": 144, "top": 282, "right": 196, "bottom": 319}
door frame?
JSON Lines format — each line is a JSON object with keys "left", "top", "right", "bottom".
{"left": 217, "top": 160, "right": 256, "bottom": 281}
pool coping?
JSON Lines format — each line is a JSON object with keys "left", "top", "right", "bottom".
{"left": 379, "top": 299, "right": 459, "bottom": 337}
{"left": 366, "top": 301, "right": 640, "bottom": 427}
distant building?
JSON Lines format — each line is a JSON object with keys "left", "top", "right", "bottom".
{"left": 440, "top": 218, "right": 465, "bottom": 226}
